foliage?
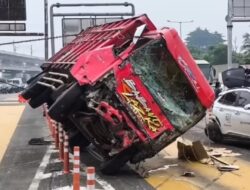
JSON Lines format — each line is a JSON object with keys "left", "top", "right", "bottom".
{"left": 186, "top": 28, "right": 224, "bottom": 50}
{"left": 240, "top": 33, "right": 250, "bottom": 64}
{"left": 207, "top": 44, "right": 227, "bottom": 65}
{"left": 186, "top": 28, "right": 249, "bottom": 65}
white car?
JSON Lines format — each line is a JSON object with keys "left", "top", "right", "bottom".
{"left": 205, "top": 88, "right": 250, "bottom": 142}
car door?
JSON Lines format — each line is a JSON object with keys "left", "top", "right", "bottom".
{"left": 233, "top": 90, "right": 250, "bottom": 137}
{"left": 213, "top": 91, "right": 239, "bottom": 135}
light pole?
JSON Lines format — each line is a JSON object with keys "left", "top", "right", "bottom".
{"left": 166, "top": 20, "right": 193, "bottom": 38}
{"left": 44, "top": 0, "right": 49, "bottom": 61}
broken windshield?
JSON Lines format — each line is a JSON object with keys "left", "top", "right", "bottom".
{"left": 130, "top": 39, "right": 205, "bottom": 131}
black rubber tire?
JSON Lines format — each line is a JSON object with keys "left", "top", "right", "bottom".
{"left": 29, "top": 88, "right": 52, "bottom": 108}
{"left": 206, "top": 121, "right": 223, "bottom": 143}
{"left": 100, "top": 146, "right": 136, "bottom": 175}
{"left": 48, "top": 83, "right": 82, "bottom": 122}
{"left": 21, "top": 74, "right": 45, "bottom": 100}
{"left": 68, "top": 131, "right": 90, "bottom": 153}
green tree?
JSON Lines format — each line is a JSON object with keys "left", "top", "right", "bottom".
{"left": 205, "top": 44, "right": 227, "bottom": 65}
{"left": 241, "top": 33, "right": 250, "bottom": 64}
{"left": 186, "top": 28, "right": 224, "bottom": 50}
{"left": 241, "top": 33, "right": 250, "bottom": 53}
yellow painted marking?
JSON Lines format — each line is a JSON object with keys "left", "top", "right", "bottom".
{"left": 144, "top": 139, "right": 250, "bottom": 189}
{"left": 146, "top": 174, "right": 200, "bottom": 190}
{"left": 0, "top": 105, "right": 25, "bottom": 162}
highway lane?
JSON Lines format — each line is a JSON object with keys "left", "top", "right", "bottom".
{"left": 0, "top": 104, "right": 154, "bottom": 190}
{"left": 1, "top": 95, "right": 250, "bottom": 190}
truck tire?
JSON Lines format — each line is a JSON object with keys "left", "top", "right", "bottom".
{"left": 21, "top": 74, "right": 45, "bottom": 100}
{"left": 29, "top": 88, "right": 52, "bottom": 108}
{"left": 68, "top": 131, "right": 90, "bottom": 153}
{"left": 100, "top": 146, "right": 136, "bottom": 175}
{"left": 206, "top": 121, "right": 223, "bottom": 143}
{"left": 48, "top": 83, "right": 82, "bottom": 122}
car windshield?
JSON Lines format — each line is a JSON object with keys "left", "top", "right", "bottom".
{"left": 130, "top": 39, "right": 205, "bottom": 131}
{"left": 197, "top": 64, "right": 211, "bottom": 80}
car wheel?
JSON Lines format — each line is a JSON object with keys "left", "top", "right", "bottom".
{"left": 206, "top": 121, "right": 223, "bottom": 143}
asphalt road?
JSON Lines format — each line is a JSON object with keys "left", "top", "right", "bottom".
{"left": 185, "top": 119, "right": 250, "bottom": 164}
{"left": 0, "top": 105, "right": 154, "bottom": 190}
{"left": 1, "top": 93, "right": 250, "bottom": 190}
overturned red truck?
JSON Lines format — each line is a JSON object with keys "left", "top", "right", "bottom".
{"left": 21, "top": 15, "right": 215, "bottom": 174}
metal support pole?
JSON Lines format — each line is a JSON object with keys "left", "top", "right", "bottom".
{"left": 227, "top": 0, "right": 233, "bottom": 69}
{"left": 44, "top": 0, "right": 49, "bottom": 61}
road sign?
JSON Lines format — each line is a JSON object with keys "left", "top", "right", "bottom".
{"left": 0, "top": 23, "right": 25, "bottom": 31}
{"left": 0, "top": 0, "right": 26, "bottom": 21}
{"left": 232, "top": 0, "right": 250, "bottom": 19}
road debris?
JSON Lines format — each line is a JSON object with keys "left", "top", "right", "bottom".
{"left": 177, "top": 140, "right": 210, "bottom": 163}
{"left": 217, "top": 165, "right": 239, "bottom": 172}
{"left": 178, "top": 140, "right": 240, "bottom": 173}
{"left": 28, "top": 137, "right": 52, "bottom": 145}
{"left": 181, "top": 171, "right": 196, "bottom": 177}
{"left": 147, "top": 164, "right": 178, "bottom": 174}
{"left": 206, "top": 148, "right": 241, "bottom": 157}
{"left": 210, "top": 155, "right": 239, "bottom": 172}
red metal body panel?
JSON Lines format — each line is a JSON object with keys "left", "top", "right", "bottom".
{"left": 71, "top": 46, "right": 117, "bottom": 85}
{"left": 50, "top": 14, "right": 156, "bottom": 64}
{"left": 115, "top": 64, "right": 174, "bottom": 139}
{"left": 161, "top": 28, "right": 215, "bottom": 108}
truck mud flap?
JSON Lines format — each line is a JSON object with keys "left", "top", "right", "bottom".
{"left": 29, "top": 88, "right": 52, "bottom": 108}
{"left": 48, "top": 83, "right": 82, "bottom": 122}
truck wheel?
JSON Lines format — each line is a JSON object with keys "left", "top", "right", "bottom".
{"left": 21, "top": 74, "right": 45, "bottom": 100}
{"left": 68, "top": 131, "right": 90, "bottom": 153}
{"left": 29, "top": 88, "right": 52, "bottom": 108}
{"left": 206, "top": 121, "right": 223, "bottom": 143}
{"left": 48, "top": 83, "right": 82, "bottom": 122}
{"left": 100, "top": 146, "right": 136, "bottom": 175}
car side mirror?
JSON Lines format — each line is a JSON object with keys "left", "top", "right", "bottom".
{"left": 244, "top": 104, "right": 250, "bottom": 110}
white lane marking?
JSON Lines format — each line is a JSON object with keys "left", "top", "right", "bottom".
{"left": 94, "top": 174, "right": 115, "bottom": 190}
{"left": 28, "top": 145, "right": 53, "bottom": 190}
{"left": 69, "top": 154, "right": 115, "bottom": 190}
{"left": 28, "top": 146, "right": 115, "bottom": 190}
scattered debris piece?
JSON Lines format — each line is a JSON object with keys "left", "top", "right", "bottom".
{"left": 217, "top": 165, "right": 239, "bottom": 172}
{"left": 210, "top": 155, "right": 230, "bottom": 165}
{"left": 210, "top": 155, "right": 239, "bottom": 172}
{"left": 147, "top": 164, "right": 178, "bottom": 174}
{"left": 28, "top": 138, "right": 52, "bottom": 145}
{"left": 177, "top": 141, "right": 210, "bottom": 163}
{"left": 207, "top": 147, "right": 241, "bottom": 157}
{"left": 182, "top": 171, "right": 195, "bottom": 177}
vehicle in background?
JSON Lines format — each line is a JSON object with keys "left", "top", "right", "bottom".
{"left": 0, "top": 78, "right": 25, "bottom": 94}
{"left": 8, "top": 78, "right": 25, "bottom": 88}
{"left": 205, "top": 87, "right": 250, "bottom": 143}
{"left": 21, "top": 15, "right": 215, "bottom": 174}
{"left": 195, "top": 60, "right": 216, "bottom": 84}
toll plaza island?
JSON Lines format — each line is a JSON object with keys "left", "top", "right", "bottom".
{"left": 1, "top": 1, "right": 250, "bottom": 190}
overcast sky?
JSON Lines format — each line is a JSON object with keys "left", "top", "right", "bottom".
{"left": 0, "top": 0, "right": 249, "bottom": 58}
